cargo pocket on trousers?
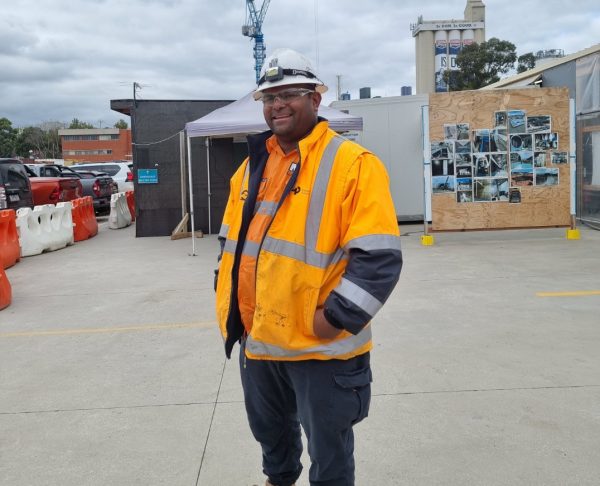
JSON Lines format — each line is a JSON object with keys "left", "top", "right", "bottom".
{"left": 333, "top": 367, "right": 373, "bottom": 426}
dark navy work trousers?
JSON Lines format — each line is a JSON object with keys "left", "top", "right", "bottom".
{"left": 239, "top": 340, "right": 372, "bottom": 486}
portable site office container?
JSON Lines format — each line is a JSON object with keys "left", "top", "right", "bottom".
{"left": 331, "top": 95, "right": 429, "bottom": 222}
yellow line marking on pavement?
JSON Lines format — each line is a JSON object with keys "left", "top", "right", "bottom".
{"left": 536, "top": 290, "right": 600, "bottom": 298}
{"left": 0, "top": 321, "right": 216, "bottom": 338}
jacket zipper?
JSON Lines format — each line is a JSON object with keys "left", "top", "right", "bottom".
{"left": 254, "top": 143, "right": 302, "bottom": 291}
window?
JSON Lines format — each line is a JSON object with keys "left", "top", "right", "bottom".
{"left": 62, "top": 134, "right": 119, "bottom": 141}
{"left": 64, "top": 150, "right": 113, "bottom": 156}
{"left": 79, "top": 164, "right": 120, "bottom": 176}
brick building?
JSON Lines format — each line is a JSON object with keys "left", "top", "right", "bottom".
{"left": 58, "top": 128, "right": 132, "bottom": 163}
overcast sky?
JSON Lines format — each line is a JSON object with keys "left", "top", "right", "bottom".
{"left": 1, "top": 0, "right": 599, "bottom": 128}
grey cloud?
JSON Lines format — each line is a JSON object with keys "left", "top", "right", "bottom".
{"left": 1, "top": 0, "right": 598, "bottom": 126}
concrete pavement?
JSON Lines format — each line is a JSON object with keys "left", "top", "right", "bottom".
{"left": 1, "top": 219, "right": 599, "bottom": 485}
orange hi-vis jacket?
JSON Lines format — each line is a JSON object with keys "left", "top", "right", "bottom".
{"left": 215, "top": 120, "right": 403, "bottom": 360}
{"left": 237, "top": 135, "right": 299, "bottom": 332}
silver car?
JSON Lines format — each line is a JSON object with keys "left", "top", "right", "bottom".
{"left": 71, "top": 162, "right": 134, "bottom": 193}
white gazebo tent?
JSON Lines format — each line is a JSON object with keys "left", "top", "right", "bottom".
{"left": 183, "top": 92, "right": 363, "bottom": 254}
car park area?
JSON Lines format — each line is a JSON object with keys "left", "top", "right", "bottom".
{"left": 1, "top": 221, "right": 599, "bottom": 485}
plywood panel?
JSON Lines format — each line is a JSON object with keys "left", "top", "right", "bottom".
{"left": 429, "top": 88, "right": 571, "bottom": 230}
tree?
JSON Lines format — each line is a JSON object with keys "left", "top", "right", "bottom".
{"left": 14, "top": 127, "right": 44, "bottom": 157}
{"left": 517, "top": 52, "right": 536, "bottom": 73}
{"left": 0, "top": 117, "right": 18, "bottom": 157}
{"left": 114, "top": 119, "right": 128, "bottom": 129}
{"left": 14, "top": 126, "right": 62, "bottom": 159}
{"left": 444, "top": 38, "right": 518, "bottom": 91}
{"left": 69, "top": 118, "right": 95, "bottom": 129}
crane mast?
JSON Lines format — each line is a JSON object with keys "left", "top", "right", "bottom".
{"left": 242, "top": 0, "right": 271, "bottom": 83}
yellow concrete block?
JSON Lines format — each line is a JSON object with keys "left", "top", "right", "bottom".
{"left": 566, "top": 229, "right": 581, "bottom": 240}
{"left": 421, "top": 235, "right": 435, "bottom": 246}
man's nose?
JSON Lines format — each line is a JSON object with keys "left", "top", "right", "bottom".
{"left": 272, "top": 95, "right": 286, "bottom": 108}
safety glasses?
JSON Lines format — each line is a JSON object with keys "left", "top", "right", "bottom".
{"left": 261, "top": 88, "right": 315, "bottom": 106}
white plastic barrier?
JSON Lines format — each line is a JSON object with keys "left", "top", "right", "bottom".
{"left": 16, "top": 203, "right": 74, "bottom": 257}
{"left": 54, "top": 202, "right": 75, "bottom": 249}
{"left": 109, "top": 192, "right": 132, "bottom": 230}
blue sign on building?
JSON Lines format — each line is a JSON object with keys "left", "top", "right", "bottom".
{"left": 138, "top": 169, "right": 158, "bottom": 184}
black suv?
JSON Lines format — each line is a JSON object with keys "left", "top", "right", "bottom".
{"left": 0, "top": 158, "right": 34, "bottom": 210}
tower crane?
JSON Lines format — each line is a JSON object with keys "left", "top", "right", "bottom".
{"left": 242, "top": 0, "right": 271, "bottom": 83}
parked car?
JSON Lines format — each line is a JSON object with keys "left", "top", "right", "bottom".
{"left": 26, "top": 164, "right": 116, "bottom": 214}
{"left": 24, "top": 166, "right": 83, "bottom": 206}
{"left": 0, "top": 158, "right": 34, "bottom": 210}
{"left": 71, "top": 162, "right": 134, "bottom": 192}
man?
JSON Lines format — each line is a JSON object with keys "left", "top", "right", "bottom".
{"left": 215, "top": 48, "right": 402, "bottom": 486}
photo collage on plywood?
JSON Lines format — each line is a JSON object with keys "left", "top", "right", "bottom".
{"left": 431, "top": 109, "right": 567, "bottom": 203}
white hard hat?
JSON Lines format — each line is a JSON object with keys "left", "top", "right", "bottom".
{"left": 253, "top": 48, "right": 328, "bottom": 100}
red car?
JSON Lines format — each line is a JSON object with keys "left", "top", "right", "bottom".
{"left": 24, "top": 166, "right": 83, "bottom": 206}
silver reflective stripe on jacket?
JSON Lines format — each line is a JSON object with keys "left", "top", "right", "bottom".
{"left": 336, "top": 277, "right": 383, "bottom": 317}
{"left": 224, "top": 238, "right": 237, "bottom": 254}
{"left": 254, "top": 200, "right": 278, "bottom": 217}
{"left": 219, "top": 224, "right": 229, "bottom": 239}
{"left": 261, "top": 236, "right": 346, "bottom": 269}
{"left": 345, "top": 234, "right": 402, "bottom": 252}
{"left": 246, "top": 325, "right": 372, "bottom": 358}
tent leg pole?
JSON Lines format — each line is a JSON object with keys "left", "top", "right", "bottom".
{"left": 206, "top": 138, "right": 212, "bottom": 235}
{"left": 186, "top": 133, "right": 196, "bottom": 256}
{"left": 179, "top": 131, "right": 187, "bottom": 219}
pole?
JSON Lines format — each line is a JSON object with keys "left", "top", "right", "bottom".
{"left": 206, "top": 138, "right": 212, "bottom": 235}
{"left": 186, "top": 133, "right": 197, "bottom": 256}
{"left": 179, "top": 131, "right": 187, "bottom": 219}
{"left": 421, "top": 104, "right": 432, "bottom": 234}
{"left": 569, "top": 98, "right": 576, "bottom": 229}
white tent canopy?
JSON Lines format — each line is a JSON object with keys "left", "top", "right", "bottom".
{"left": 185, "top": 91, "right": 363, "bottom": 137}
{"left": 182, "top": 92, "right": 363, "bottom": 254}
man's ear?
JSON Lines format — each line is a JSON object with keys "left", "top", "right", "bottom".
{"left": 312, "top": 91, "right": 322, "bottom": 113}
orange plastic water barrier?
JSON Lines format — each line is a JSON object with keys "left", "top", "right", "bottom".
{"left": 0, "top": 266, "right": 11, "bottom": 310}
{"left": 125, "top": 191, "right": 136, "bottom": 222}
{"left": 0, "top": 209, "right": 20, "bottom": 269}
{"left": 71, "top": 197, "right": 98, "bottom": 242}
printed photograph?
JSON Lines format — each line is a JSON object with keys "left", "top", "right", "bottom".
{"left": 444, "top": 124, "right": 468, "bottom": 140}
{"left": 456, "top": 165, "right": 472, "bottom": 177}
{"left": 510, "top": 151, "right": 533, "bottom": 165}
{"left": 507, "top": 109, "right": 527, "bottom": 134}
{"left": 551, "top": 151, "right": 568, "bottom": 164}
{"left": 534, "top": 152, "right": 546, "bottom": 167}
{"left": 432, "top": 175, "right": 456, "bottom": 193}
{"left": 535, "top": 132, "right": 559, "bottom": 150}
{"left": 526, "top": 115, "right": 551, "bottom": 133}
{"left": 455, "top": 140, "right": 471, "bottom": 155}
{"left": 510, "top": 159, "right": 534, "bottom": 186}
{"left": 473, "top": 129, "right": 491, "bottom": 153}
{"left": 535, "top": 167, "right": 559, "bottom": 186}
{"left": 510, "top": 134, "right": 533, "bottom": 152}
{"left": 509, "top": 187, "right": 522, "bottom": 203}
{"left": 457, "top": 191, "right": 473, "bottom": 203}
{"left": 431, "top": 141, "right": 454, "bottom": 160}
{"left": 491, "top": 178, "right": 509, "bottom": 201}
{"left": 474, "top": 154, "right": 490, "bottom": 177}
{"left": 492, "top": 128, "right": 508, "bottom": 152}
{"left": 455, "top": 153, "right": 472, "bottom": 165}
{"left": 456, "top": 177, "right": 473, "bottom": 191}
{"left": 444, "top": 124, "right": 458, "bottom": 140}
{"left": 456, "top": 124, "right": 470, "bottom": 140}
{"left": 495, "top": 111, "right": 507, "bottom": 128}
{"left": 473, "top": 178, "right": 492, "bottom": 202}
{"left": 490, "top": 153, "right": 508, "bottom": 177}
{"left": 432, "top": 158, "right": 455, "bottom": 176}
